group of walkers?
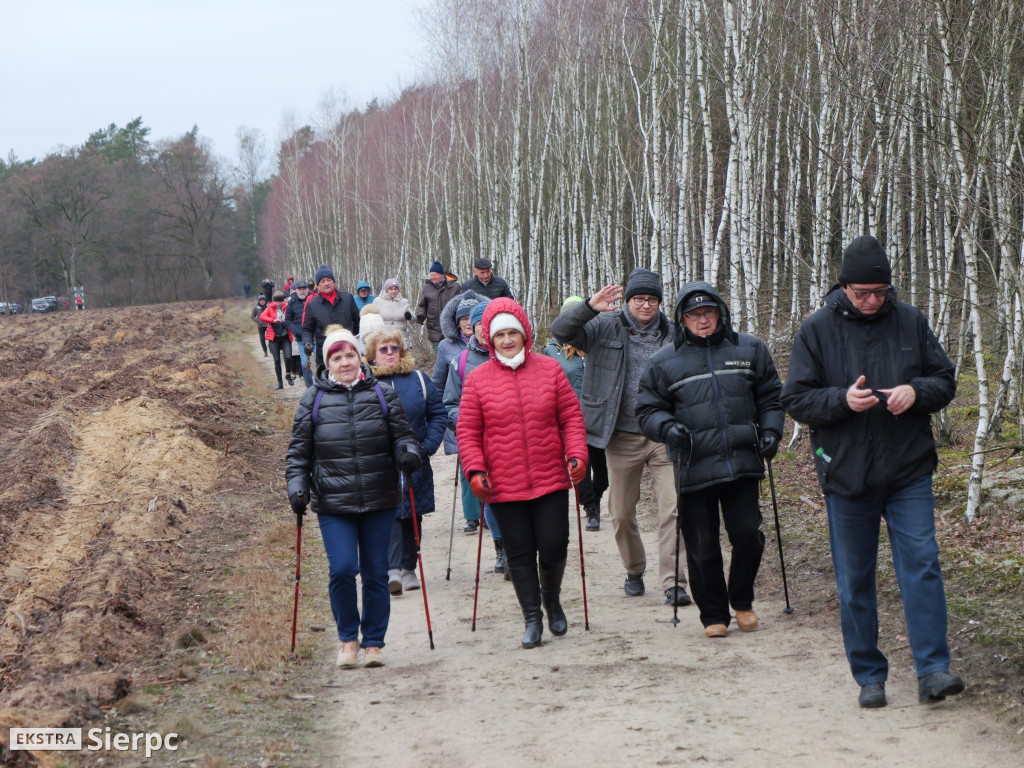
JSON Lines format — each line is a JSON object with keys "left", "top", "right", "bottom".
{"left": 277, "top": 235, "right": 965, "bottom": 711}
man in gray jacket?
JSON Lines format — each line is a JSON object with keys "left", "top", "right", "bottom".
{"left": 551, "top": 268, "right": 690, "bottom": 606}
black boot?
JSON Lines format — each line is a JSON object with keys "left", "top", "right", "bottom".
{"left": 539, "top": 559, "right": 568, "bottom": 636}
{"left": 584, "top": 502, "right": 600, "bottom": 531}
{"left": 506, "top": 564, "right": 544, "bottom": 648}
{"left": 493, "top": 539, "right": 507, "bottom": 574}
{"left": 273, "top": 359, "right": 284, "bottom": 389}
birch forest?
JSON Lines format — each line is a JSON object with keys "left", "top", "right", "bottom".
{"left": 259, "top": 0, "right": 1024, "bottom": 522}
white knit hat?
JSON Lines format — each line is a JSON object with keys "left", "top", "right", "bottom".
{"left": 358, "top": 311, "right": 385, "bottom": 338}
{"left": 488, "top": 312, "right": 525, "bottom": 340}
{"left": 322, "top": 328, "right": 359, "bottom": 362}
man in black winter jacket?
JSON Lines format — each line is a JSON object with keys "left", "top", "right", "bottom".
{"left": 285, "top": 281, "right": 311, "bottom": 383}
{"left": 460, "top": 257, "right": 514, "bottom": 301}
{"left": 781, "top": 235, "right": 963, "bottom": 710}
{"left": 637, "top": 282, "right": 783, "bottom": 639}
{"left": 302, "top": 264, "right": 359, "bottom": 372}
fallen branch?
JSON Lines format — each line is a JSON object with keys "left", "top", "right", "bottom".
{"left": 799, "top": 496, "right": 824, "bottom": 512}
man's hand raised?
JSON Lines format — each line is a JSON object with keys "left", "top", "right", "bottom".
{"left": 587, "top": 285, "right": 624, "bottom": 313}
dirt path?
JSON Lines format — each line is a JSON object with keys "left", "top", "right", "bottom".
{"left": 249, "top": 335, "right": 1021, "bottom": 767}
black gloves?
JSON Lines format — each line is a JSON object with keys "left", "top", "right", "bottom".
{"left": 404, "top": 310, "right": 413, "bottom": 321}
{"left": 397, "top": 444, "right": 421, "bottom": 473}
{"left": 447, "top": 417, "right": 458, "bottom": 432}
{"left": 303, "top": 342, "right": 313, "bottom": 356}
{"left": 665, "top": 423, "right": 691, "bottom": 454}
{"left": 758, "top": 433, "right": 779, "bottom": 461}
{"left": 290, "top": 491, "right": 307, "bottom": 517}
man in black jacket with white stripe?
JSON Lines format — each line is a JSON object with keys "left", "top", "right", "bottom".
{"left": 781, "top": 234, "right": 963, "bottom": 709}
{"left": 637, "top": 281, "right": 783, "bottom": 639}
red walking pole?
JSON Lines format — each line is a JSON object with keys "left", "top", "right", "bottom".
{"left": 290, "top": 511, "right": 304, "bottom": 653}
{"left": 572, "top": 482, "right": 590, "bottom": 630}
{"left": 406, "top": 475, "right": 435, "bottom": 650}
{"left": 470, "top": 499, "right": 486, "bottom": 631}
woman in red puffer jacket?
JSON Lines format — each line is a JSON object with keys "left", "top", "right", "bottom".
{"left": 457, "top": 298, "right": 588, "bottom": 648}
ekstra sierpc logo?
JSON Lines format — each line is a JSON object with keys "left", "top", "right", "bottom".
{"left": 9, "top": 727, "right": 179, "bottom": 758}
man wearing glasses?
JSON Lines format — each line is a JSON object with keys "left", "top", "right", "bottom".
{"left": 636, "top": 282, "right": 784, "bottom": 639}
{"left": 552, "top": 268, "right": 691, "bottom": 607}
{"left": 781, "top": 235, "right": 963, "bottom": 709}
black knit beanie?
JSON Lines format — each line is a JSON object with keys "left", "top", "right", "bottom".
{"left": 839, "top": 236, "right": 892, "bottom": 285}
{"left": 624, "top": 268, "right": 663, "bottom": 302}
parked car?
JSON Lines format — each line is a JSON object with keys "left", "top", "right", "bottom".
{"left": 30, "top": 297, "right": 59, "bottom": 313}
{"left": 0, "top": 302, "right": 24, "bottom": 315}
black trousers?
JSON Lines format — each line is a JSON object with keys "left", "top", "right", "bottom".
{"left": 577, "top": 446, "right": 608, "bottom": 508}
{"left": 490, "top": 489, "right": 569, "bottom": 569}
{"left": 257, "top": 327, "right": 268, "bottom": 354}
{"left": 268, "top": 338, "right": 292, "bottom": 383}
{"left": 678, "top": 478, "right": 765, "bottom": 628}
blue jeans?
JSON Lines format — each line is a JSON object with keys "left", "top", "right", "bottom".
{"left": 825, "top": 475, "right": 950, "bottom": 685}
{"left": 318, "top": 508, "right": 395, "bottom": 647}
{"left": 388, "top": 513, "right": 423, "bottom": 571}
{"left": 298, "top": 343, "right": 312, "bottom": 386}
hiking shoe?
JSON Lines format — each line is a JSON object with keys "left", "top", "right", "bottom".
{"left": 584, "top": 503, "right": 600, "bottom": 531}
{"left": 286, "top": 374, "right": 295, "bottom": 386}
{"left": 705, "top": 624, "right": 728, "bottom": 638}
{"left": 388, "top": 569, "right": 403, "bottom": 596}
{"left": 918, "top": 671, "right": 964, "bottom": 704}
{"left": 363, "top": 647, "right": 385, "bottom": 668}
{"left": 624, "top": 573, "right": 645, "bottom": 597}
{"left": 664, "top": 586, "right": 692, "bottom": 606}
{"left": 586, "top": 515, "right": 600, "bottom": 531}
{"left": 401, "top": 569, "right": 420, "bottom": 591}
{"left": 735, "top": 609, "right": 758, "bottom": 631}
{"left": 337, "top": 642, "right": 359, "bottom": 668}
{"left": 463, "top": 520, "right": 479, "bottom": 534}
{"left": 859, "top": 682, "right": 887, "bottom": 708}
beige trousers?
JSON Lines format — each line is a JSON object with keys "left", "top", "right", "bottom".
{"left": 604, "top": 430, "right": 686, "bottom": 591}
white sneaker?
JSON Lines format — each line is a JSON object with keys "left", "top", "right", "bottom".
{"left": 337, "top": 642, "right": 359, "bottom": 667}
{"left": 401, "top": 569, "right": 420, "bottom": 591}
{"left": 388, "top": 569, "right": 403, "bottom": 596}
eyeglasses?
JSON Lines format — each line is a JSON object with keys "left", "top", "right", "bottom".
{"left": 685, "top": 308, "right": 718, "bottom": 321}
{"left": 849, "top": 286, "right": 890, "bottom": 299}
{"left": 630, "top": 296, "right": 660, "bottom": 307}
{"left": 377, "top": 344, "right": 402, "bottom": 354}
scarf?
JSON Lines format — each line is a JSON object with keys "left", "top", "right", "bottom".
{"left": 496, "top": 348, "right": 527, "bottom": 370}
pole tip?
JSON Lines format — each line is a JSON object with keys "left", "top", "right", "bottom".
{"left": 784, "top": 607, "right": 794, "bottom": 614}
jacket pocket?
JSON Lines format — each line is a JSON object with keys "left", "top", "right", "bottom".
{"left": 580, "top": 393, "right": 607, "bottom": 435}
{"left": 594, "top": 338, "right": 623, "bottom": 368}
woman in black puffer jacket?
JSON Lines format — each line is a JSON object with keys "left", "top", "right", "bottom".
{"left": 286, "top": 327, "right": 422, "bottom": 668}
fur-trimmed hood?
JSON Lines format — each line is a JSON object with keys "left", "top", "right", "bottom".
{"left": 439, "top": 289, "right": 490, "bottom": 342}
{"left": 368, "top": 351, "right": 418, "bottom": 378}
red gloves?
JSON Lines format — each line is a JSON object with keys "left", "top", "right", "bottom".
{"left": 469, "top": 472, "right": 493, "bottom": 501}
{"left": 567, "top": 457, "right": 587, "bottom": 485}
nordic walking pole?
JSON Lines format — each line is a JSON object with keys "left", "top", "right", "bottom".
{"left": 572, "top": 481, "right": 590, "bottom": 630}
{"left": 446, "top": 458, "right": 460, "bottom": 580}
{"left": 406, "top": 474, "right": 435, "bottom": 649}
{"left": 471, "top": 497, "right": 486, "bottom": 631}
{"left": 767, "top": 459, "right": 794, "bottom": 614}
{"left": 290, "top": 506, "right": 304, "bottom": 654}
{"left": 671, "top": 519, "right": 681, "bottom": 627}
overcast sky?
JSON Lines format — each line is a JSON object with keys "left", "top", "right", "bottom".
{"left": 0, "top": 0, "right": 431, "bottom": 165}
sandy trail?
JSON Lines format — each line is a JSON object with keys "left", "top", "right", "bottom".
{"left": 250, "top": 337, "right": 1021, "bottom": 768}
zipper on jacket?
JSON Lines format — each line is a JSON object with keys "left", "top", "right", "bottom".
{"left": 511, "top": 369, "right": 535, "bottom": 486}
{"left": 706, "top": 346, "right": 736, "bottom": 480}
{"left": 347, "top": 390, "right": 366, "bottom": 511}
